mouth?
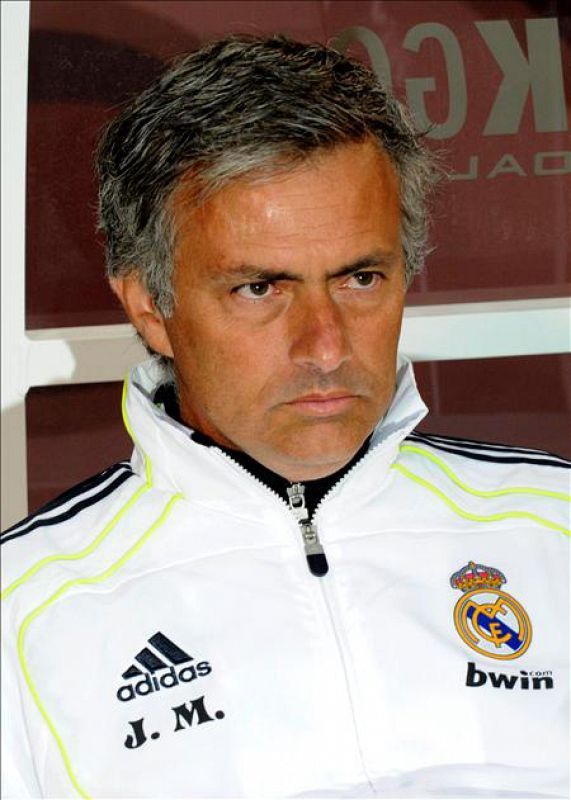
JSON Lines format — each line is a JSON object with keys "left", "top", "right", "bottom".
{"left": 287, "top": 393, "right": 358, "bottom": 416}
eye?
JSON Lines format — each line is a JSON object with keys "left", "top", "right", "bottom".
{"left": 234, "top": 281, "right": 275, "bottom": 299}
{"left": 345, "top": 271, "right": 382, "bottom": 289}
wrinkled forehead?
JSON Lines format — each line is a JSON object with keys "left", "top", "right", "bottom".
{"left": 169, "top": 141, "right": 402, "bottom": 272}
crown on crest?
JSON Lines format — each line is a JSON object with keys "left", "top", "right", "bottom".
{"left": 450, "top": 561, "right": 506, "bottom": 592}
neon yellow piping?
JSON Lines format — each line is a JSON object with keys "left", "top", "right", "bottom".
{"left": 392, "top": 463, "right": 570, "bottom": 537}
{"left": 400, "top": 445, "right": 571, "bottom": 502}
{"left": 17, "top": 492, "right": 183, "bottom": 799}
{"left": 121, "top": 375, "right": 152, "bottom": 486}
{"left": 2, "top": 375, "right": 152, "bottom": 601}
{"left": 1, "top": 485, "right": 150, "bottom": 601}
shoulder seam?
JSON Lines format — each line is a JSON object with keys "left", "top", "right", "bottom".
{"left": 1, "top": 466, "right": 135, "bottom": 545}
{"left": 407, "top": 433, "right": 571, "bottom": 469}
{"left": 392, "top": 462, "right": 570, "bottom": 537}
{"left": 399, "top": 444, "right": 571, "bottom": 502}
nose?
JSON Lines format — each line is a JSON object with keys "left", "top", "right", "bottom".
{"left": 288, "top": 291, "right": 351, "bottom": 373}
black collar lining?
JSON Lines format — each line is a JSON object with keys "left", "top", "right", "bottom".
{"left": 154, "top": 383, "right": 371, "bottom": 518}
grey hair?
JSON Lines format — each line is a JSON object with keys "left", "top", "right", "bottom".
{"left": 97, "top": 33, "right": 440, "bottom": 319}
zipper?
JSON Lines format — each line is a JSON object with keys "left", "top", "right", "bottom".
{"left": 212, "top": 448, "right": 331, "bottom": 577}
{"left": 286, "top": 484, "right": 329, "bottom": 577}
{"left": 286, "top": 487, "right": 374, "bottom": 790}
{"left": 212, "top": 447, "right": 379, "bottom": 789}
{"left": 289, "top": 436, "right": 391, "bottom": 578}
{"left": 214, "top": 431, "right": 396, "bottom": 579}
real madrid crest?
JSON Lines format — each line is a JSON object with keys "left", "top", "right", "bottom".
{"left": 450, "top": 561, "right": 532, "bottom": 660}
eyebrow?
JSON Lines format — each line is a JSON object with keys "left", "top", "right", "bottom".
{"left": 214, "top": 250, "right": 400, "bottom": 284}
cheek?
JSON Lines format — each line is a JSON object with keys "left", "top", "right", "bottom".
{"left": 350, "top": 305, "right": 402, "bottom": 359}
{"left": 175, "top": 323, "right": 277, "bottom": 397}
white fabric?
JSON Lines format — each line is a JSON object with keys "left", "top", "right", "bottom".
{"left": 2, "top": 357, "right": 569, "bottom": 798}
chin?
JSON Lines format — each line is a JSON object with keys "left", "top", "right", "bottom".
{"left": 276, "top": 430, "right": 367, "bottom": 473}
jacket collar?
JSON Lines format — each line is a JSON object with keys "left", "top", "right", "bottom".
{"left": 124, "top": 355, "right": 427, "bottom": 518}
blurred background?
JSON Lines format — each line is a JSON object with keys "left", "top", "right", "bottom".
{"left": 8, "top": 0, "right": 571, "bottom": 512}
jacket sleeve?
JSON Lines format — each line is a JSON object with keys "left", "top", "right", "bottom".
{"left": 1, "top": 633, "right": 43, "bottom": 798}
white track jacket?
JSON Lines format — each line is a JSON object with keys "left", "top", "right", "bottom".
{"left": 2, "top": 358, "right": 570, "bottom": 799}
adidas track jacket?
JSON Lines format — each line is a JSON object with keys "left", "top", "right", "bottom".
{"left": 2, "top": 357, "right": 569, "bottom": 798}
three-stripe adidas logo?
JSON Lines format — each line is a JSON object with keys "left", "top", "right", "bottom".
{"left": 117, "top": 632, "right": 212, "bottom": 703}
{"left": 122, "top": 632, "right": 193, "bottom": 679}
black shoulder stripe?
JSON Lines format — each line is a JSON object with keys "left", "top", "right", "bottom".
{"left": 408, "top": 430, "right": 568, "bottom": 458}
{"left": 1, "top": 469, "right": 135, "bottom": 545}
{"left": 35, "top": 461, "right": 133, "bottom": 517}
{"left": 1, "top": 463, "right": 134, "bottom": 544}
{"left": 1, "top": 461, "right": 132, "bottom": 537}
{"left": 408, "top": 432, "right": 571, "bottom": 465}
{"left": 406, "top": 438, "right": 571, "bottom": 470}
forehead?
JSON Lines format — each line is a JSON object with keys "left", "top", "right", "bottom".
{"left": 172, "top": 141, "right": 401, "bottom": 275}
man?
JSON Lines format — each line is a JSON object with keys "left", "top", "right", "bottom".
{"left": 2, "top": 34, "right": 569, "bottom": 799}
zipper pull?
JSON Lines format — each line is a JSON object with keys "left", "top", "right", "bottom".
{"left": 287, "top": 484, "right": 329, "bottom": 577}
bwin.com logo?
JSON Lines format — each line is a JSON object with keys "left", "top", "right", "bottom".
{"left": 117, "top": 631, "right": 212, "bottom": 702}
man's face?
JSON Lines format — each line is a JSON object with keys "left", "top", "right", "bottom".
{"left": 163, "top": 140, "right": 406, "bottom": 480}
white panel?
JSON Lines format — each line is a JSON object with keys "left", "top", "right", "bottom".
{"left": 1, "top": 0, "right": 30, "bottom": 529}
{"left": 400, "top": 297, "right": 571, "bottom": 361}
{"left": 26, "top": 325, "right": 147, "bottom": 387}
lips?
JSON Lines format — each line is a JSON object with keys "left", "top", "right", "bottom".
{"left": 294, "top": 393, "right": 353, "bottom": 402}
{"left": 287, "top": 393, "right": 357, "bottom": 416}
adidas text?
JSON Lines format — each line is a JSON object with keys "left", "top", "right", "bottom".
{"left": 465, "top": 661, "right": 554, "bottom": 690}
{"left": 117, "top": 662, "right": 212, "bottom": 702}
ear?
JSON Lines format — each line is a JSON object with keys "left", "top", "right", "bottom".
{"left": 110, "top": 274, "right": 174, "bottom": 358}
